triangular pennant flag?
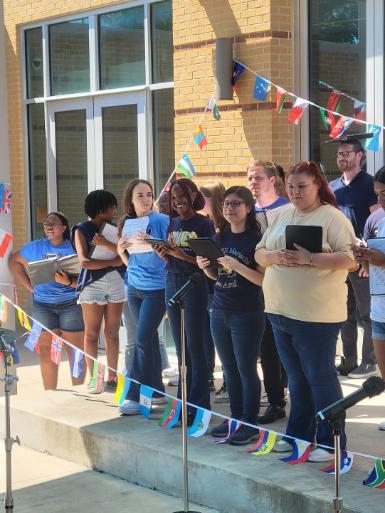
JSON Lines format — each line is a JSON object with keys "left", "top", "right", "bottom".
{"left": 187, "top": 408, "right": 211, "bottom": 437}
{"left": 114, "top": 374, "right": 131, "bottom": 405}
{"left": 0, "top": 295, "right": 7, "bottom": 323}
{"left": 363, "top": 459, "right": 385, "bottom": 488}
{"left": 0, "top": 189, "right": 11, "bottom": 214}
{"left": 288, "top": 98, "right": 309, "bottom": 125}
{"left": 24, "top": 322, "right": 42, "bottom": 351}
{"left": 177, "top": 154, "right": 195, "bottom": 179}
{"left": 231, "top": 62, "right": 245, "bottom": 89}
{"left": 353, "top": 100, "right": 366, "bottom": 121}
{"left": 320, "top": 450, "right": 354, "bottom": 475}
{"left": 70, "top": 348, "right": 84, "bottom": 379}
{"left": 253, "top": 76, "right": 269, "bottom": 101}
{"left": 275, "top": 87, "right": 287, "bottom": 113}
{"left": 0, "top": 230, "right": 13, "bottom": 258}
{"left": 208, "top": 96, "right": 216, "bottom": 110}
{"left": 90, "top": 359, "right": 105, "bottom": 393}
{"left": 329, "top": 116, "right": 354, "bottom": 139}
{"left": 50, "top": 335, "right": 63, "bottom": 365}
{"left": 320, "top": 108, "right": 329, "bottom": 130}
{"left": 17, "top": 308, "right": 31, "bottom": 331}
{"left": 139, "top": 384, "right": 154, "bottom": 417}
{"left": 366, "top": 125, "right": 382, "bottom": 151}
{"left": 246, "top": 429, "right": 277, "bottom": 456}
{"left": 8, "top": 341, "right": 20, "bottom": 365}
{"left": 326, "top": 89, "right": 342, "bottom": 112}
{"left": 212, "top": 104, "right": 221, "bottom": 121}
{"left": 159, "top": 398, "right": 182, "bottom": 429}
{"left": 194, "top": 125, "right": 207, "bottom": 149}
{"left": 213, "top": 419, "right": 241, "bottom": 444}
{"left": 280, "top": 439, "right": 312, "bottom": 464}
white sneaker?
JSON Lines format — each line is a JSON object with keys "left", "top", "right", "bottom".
{"left": 152, "top": 396, "right": 168, "bottom": 405}
{"left": 162, "top": 367, "right": 178, "bottom": 378}
{"left": 119, "top": 400, "right": 140, "bottom": 415}
{"left": 273, "top": 440, "right": 292, "bottom": 453}
{"left": 308, "top": 448, "right": 334, "bottom": 462}
{"left": 87, "top": 380, "right": 104, "bottom": 394}
{"left": 378, "top": 420, "right": 385, "bottom": 431}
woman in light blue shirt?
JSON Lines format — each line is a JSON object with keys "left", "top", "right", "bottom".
{"left": 117, "top": 179, "right": 169, "bottom": 415}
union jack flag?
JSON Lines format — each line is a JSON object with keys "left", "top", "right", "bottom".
{"left": 0, "top": 189, "right": 12, "bottom": 214}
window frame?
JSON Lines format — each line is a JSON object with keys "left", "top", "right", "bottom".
{"left": 21, "top": 0, "right": 174, "bottom": 238}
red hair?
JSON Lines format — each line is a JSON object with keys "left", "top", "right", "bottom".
{"left": 287, "top": 161, "right": 337, "bottom": 208}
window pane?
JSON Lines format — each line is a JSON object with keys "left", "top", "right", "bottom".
{"left": 151, "top": 0, "right": 173, "bottom": 83}
{"left": 99, "top": 7, "right": 145, "bottom": 89}
{"left": 309, "top": 1, "right": 366, "bottom": 179}
{"left": 102, "top": 105, "right": 138, "bottom": 211}
{"left": 49, "top": 19, "right": 90, "bottom": 95}
{"left": 153, "top": 89, "right": 175, "bottom": 195}
{"left": 28, "top": 104, "right": 47, "bottom": 238}
{"left": 25, "top": 28, "right": 44, "bottom": 98}
{"left": 55, "top": 110, "right": 88, "bottom": 226}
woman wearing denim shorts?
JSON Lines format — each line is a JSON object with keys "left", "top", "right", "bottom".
{"left": 9, "top": 211, "right": 85, "bottom": 390}
{"left": 72, "top": 190, "right": 126, "bottom": 393}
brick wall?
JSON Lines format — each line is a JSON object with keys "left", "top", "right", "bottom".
{"left": 172, "top": 0, "right": 294, "bottom": 189}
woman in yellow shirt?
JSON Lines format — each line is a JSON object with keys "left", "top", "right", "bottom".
{"left": 255, "top": 161, "right": 356, "bottom": 462}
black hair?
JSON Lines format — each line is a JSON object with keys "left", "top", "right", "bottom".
{"left": 46, "top": 211, "right": 70, "bottom": 240}
{"left": 170, "top": 178, "right": 205, "bottom": 212}
{"left": 84, "top": 190, "right": 118, "bottom": 219}
{"left": 223, "top": 186, "right": 261, "bottom": 233}
{"left": 374, "top": 166, "right": 385, "bottom": 185}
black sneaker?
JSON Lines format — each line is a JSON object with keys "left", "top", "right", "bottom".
{"left": 211, "top": 420, "right": 229, "bottom": 438}
{"left": 209, "top": 378, "right": 215, "bottom": 392}
{"left": 257, "top": 404, "right": 286, "bottom": 424}
{"left": 336, "top": 357, "right": 358, "bottom": 376}
{"left": 228, "top": 425, "right": 259, "bottom": 446}
{"left": 105, "top": 378, "right": 118, "bottom": 391}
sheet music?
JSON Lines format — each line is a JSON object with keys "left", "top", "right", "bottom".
{"left": 368, "top": 237, "right": 385, "bottom": 295}
{"left": 122, "top": 217, "right": 152, "bottom": 254}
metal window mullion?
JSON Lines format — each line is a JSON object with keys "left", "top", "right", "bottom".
{"left": 42, "top": 24, "right": 50, "bottom": 98}
{"left": 89, "top": 15, "right": 99, "bottom": 92}
{"left": 144, "top": 2, "right": 151, "bottom": 87}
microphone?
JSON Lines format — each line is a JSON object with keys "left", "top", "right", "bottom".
{"left": 168, "top": 272, "right": 202, "bottom": 307}
{"left": 316, "top": 376, "right": 385, "bottom": 423}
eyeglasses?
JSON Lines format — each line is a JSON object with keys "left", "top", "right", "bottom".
{"left": 43, "top": 222, "right": 63, "bottom": 228}
{"left": 375, "top": 189, "right": 385, "bottom": 198}
{"left": 223, "top": 200, "right": 245, "bottom": 209}
{"left": 336, "top": 151, "right": 357, "bottom": 158}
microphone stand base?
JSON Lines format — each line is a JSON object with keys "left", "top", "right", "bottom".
{"left": 173, "top": 510, "right": 202, "bottom": 513}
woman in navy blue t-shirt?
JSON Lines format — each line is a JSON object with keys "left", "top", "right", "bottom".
{"left": 155, "top": 178, "right": 214, "bottom": 417}
{"left": 197, "top": 186, "right": 265, "bottom": 445}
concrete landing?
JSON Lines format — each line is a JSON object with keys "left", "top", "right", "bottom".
{"left": 1, "top": 346, "right": 385, "bottom": 513}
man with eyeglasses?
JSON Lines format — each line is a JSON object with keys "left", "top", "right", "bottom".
{"left": 329, "top": 133, "right": 379, "bottom": 379}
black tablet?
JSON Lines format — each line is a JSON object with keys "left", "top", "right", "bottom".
{"left": 285, "top": 225, "right": 323, "bottom": 253}
{"left": 187, "top": 237, "right": 224, "bottom": 263}
{"left": 144, "top": 237, "right": 172, "bottom": 250}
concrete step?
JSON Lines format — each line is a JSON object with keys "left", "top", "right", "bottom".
{"left": 0, "top": 444, "right": 219, "bottom": 513}
{"left": 1, "top": 349, "right": 385, "bottom": 513}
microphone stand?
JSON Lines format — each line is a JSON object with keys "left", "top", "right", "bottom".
{"left": 172, "top": 296, "right": 200, "bottom": 513}
{"left": 0, "top": 332, "right": 20, "bottom": 512}
{"left": 331, "top": 419, "right": 343, "bottom": 513}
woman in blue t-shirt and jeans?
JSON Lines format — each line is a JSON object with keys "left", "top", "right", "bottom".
{"left": 9, "top": 211, "right": 85, "bottom": 390}
{"left": 156, "top": 178, "right": 215, "bottom": 416}
{"left": 116, "top": 179, "right": 169, "bottom": 415}
{"left": 197, "top": 186, "right": 265, "bottom": 445}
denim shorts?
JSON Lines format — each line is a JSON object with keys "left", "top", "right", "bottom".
{"left": 371, "top": 320, "right": 385, "bottom": 341}
{"left": 78, "top": 270, "right": 126, "bottom": 305}
{"left": 32, "top": 298, "right": 84, "bottom": 332}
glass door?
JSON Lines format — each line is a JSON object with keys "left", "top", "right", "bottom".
{"left": 94, "top": 92, "right": 147, "bottom": 216}
{"left": 47, "top": 98, "right": 95, "bottom": 227}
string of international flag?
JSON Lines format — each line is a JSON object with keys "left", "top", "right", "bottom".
{"left": 0, "top": 292, "right": 384, "bottom": 488}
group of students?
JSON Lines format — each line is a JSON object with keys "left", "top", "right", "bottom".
{"left": 8, "top": 156, "right": 385, "bottom": 460}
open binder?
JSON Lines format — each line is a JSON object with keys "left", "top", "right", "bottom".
{"left": 27, "top": 254, "right": 80, "bottom": 287}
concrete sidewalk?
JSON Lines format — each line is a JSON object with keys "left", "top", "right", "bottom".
{"left": 0, "top": 445, "right": 219, "bottom": 513}
{"left": 1, "top": 345, "right": 384, "bottom": 513}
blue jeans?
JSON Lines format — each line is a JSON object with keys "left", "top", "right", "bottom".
{"left": 165, "top": 272, "right": 210, "bottom": 410}
{"left": 210, "top": 308, "right": 265, "bottom": 423}
{"left": 268, "top": 314, "right": 345, "bottom": 449}
{"left": 126, "top": 285, "right": 166, "bottom": 401}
